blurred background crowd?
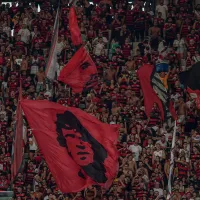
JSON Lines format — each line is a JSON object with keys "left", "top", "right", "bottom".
{"left": 0, "top": 0, "right": 200, "bottom": 199}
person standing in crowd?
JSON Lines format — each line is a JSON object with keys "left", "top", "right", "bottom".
{"left": 156, "top": 0, "right": 168, "bottom": 20}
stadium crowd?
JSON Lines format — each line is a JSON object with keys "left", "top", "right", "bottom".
{"left": 0, "top": 0, "right": 199, "bottom": 199}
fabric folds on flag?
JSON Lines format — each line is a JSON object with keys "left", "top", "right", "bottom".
{"left": 11, "top": 79, "right": 23, "bottom": 180}
{"left": 179, "top": 62, "right": 200, "bottom": 97}
{"left": 137, "top": 64, "right": 165, "bottom": 119}
{"left": 20, "top": 100, "right": 119, "bottom": 193}
{"left": 45, "top": 6, "right": 60, "bottom": 80}
{"left": 58, "top": 46, "right": 98, "bottom": 93}
{"left": 179, "top": 62, "right": 200, "bottom": 109}
{"left": 69, "top": 7, "right": 82, "bottom": 46}
{"left": 151, "top": 67, "right": 176, "bottom": 121}
{"left": 137, "top": 64, "right": 176, "bottom": 121}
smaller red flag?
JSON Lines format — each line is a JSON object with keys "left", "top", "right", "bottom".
{"left": 69, "top": 7, "right": 83, "bottom": 46}
{"left": 11, "top": 78, "right": 23, "bottom": 180}
{"left": 137, "top": 64, "right": 165, "bottom": 119}
{"left": 58, "top": 47, "right": 98, "bottom": 93}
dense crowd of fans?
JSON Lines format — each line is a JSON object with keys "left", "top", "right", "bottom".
{"left": 0, "top": 0, "right": 199, "bottom": 199}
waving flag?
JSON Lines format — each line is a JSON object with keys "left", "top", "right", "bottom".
{"left": 138, "top": 64, "right": 165, "bottom": 119}
{"left": 45, "top": 5, "right": 60, "bottom": 80}
{"left": 138, "top": 64, "right": 176, "bottom": 121}
{"left": 179, "top": 62, "right": 200, "bottom": 109}
{"left": 179, "top": 62, "right": 200, "bottom": 97}
{"left": 151, "top": 66, "right": 176, "bottom": 121}
{"left": 58, "top": 46, "right": 98, "bottom": 93}
{"left": 11, "top": 78, "right": 24, "bottom": 180}
{"left": 69, "top": 7, "right": 82, "bottom": 46}
{"left": 21, "top": 100, "right": 119, "bottom": 192}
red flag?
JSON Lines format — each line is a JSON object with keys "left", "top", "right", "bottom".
{"left": 11, "top": 78, "right": 23, "bottom": 180}
{"left": 58, "top": 47, "right": 98, "bottom": 93}
{"left": 20, "top": 100, "right": 119, "bottom": 193}
{"left": 137, "top": 64, "right": 165, "bottom": 119}
{"left": 69, "top": 7, "right": 82, "bottom": 46}
{"left": 138, "top": 64, "right": 176, "bottom": 121}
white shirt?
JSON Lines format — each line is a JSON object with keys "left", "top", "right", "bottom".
{"left": 44, "top": 196, "right": 49, "bottom": 200}
{"left": 29, "top": 137, "right": 38, "bottom": 151}
{"left": 93, "top": 37, "right": 108, "bottom": 45}
{"left": 3, "top": 26, "right": 11, "bottom": 37}
{"left": 56, "top": 64, "right": 64, "bottom": 77}
{"left": 128, "top": 144, "right": 142, "bottom": 161}
{"left": 153, "top": 150, "right": 163, "bottom": 159}
{"left": 23, "top": 17, "right": 29, "bottom": 25}
{"left": 156, "top": 4, "right": 168, "bottom": 20}
{"left": 154, "top": 188, "right": 164, "bottom": 196}
{"left": 186, "top": 100, "right": 194, "bottom": 109}
{"left": 156, "top": 140, "right": 167, "bottom": 148}
{"left": 173, "top": 39, "right": 185, "bottom": 53}
{"left": 56, "top": 41, "right": 65, "bottom": 55}
{"left": 94, "top": 43, "right": 104, "bottom": 56}
{"left": 31, "top": 64, "right": 39, "bottom": 75}
{"left": 31, "top": 31, "right": 37, "bottom": 39}
{"left": 164, "top": 0, "right": 169, "bottom": 5}
{"left": 18, "top": 28, "right": 30, "bottom": 44}
{"left": 171, "top": 93, "right": 181, "bottom": 103}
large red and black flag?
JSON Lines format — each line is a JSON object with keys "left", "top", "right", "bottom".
{"left": 69, "top": 6, "right": 82, "bottom": 46}
{"left": 20, "top": 100, "right": 119, "bottom": 192}
{"left": 179, "top": 61, "right": 200, "bottom": 108}
{"left": 58, "top": 46, "right": 98, "bottom": 93}
{"left": 11, "top": 78, "right": 24, "bottom": 181}
{"left": 137, "top": 64, "right": 176, "bottom": 122}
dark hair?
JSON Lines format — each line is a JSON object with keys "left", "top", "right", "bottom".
{"left": 55, "top": 111, "right": 108, "bottom": 183}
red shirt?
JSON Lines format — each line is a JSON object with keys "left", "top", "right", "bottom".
{"left": 181, "top": 24, "right": 190, "bottom": 37}
{"left": 154, "top": 17, "right": 164, "bottom": 28}
{"left": 15, "top": 41, "right": 25, "bottom": 52}
{"left": 32, "top": 37, "right": 45, "bottom": 48}
{"left": 126, "top": 10, "right": 134, "bottom": 26}
{"left": 164, "top": 23, "right": 176, "bottom": 39}
{"left": 8, "top": 81, "right": 18, "bottom": 90}
{"left": 122, "top": 44, "right": 132, "bottom": 59}
{"left": 188, "top": 45, "right": 196, "bottom": 57}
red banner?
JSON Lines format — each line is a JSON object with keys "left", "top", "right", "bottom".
{"left": 11, "top": 78, "right": 23, "bottom": 180}
{"left": 137, "top": 64, "right": 165, "bottom": 119}
{"left": 69, "top": 7, "right": 83, "bottom": 46}
{"left": 20, "top": 100, "right": 119, "bottom": 193}
{"left": 58, "top": 47, "right": 98, "bottom": 93}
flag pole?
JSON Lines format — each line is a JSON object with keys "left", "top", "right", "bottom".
{"left": 167, "top": 120, "right": 177, "bottom": 199}
{"left": 45, "top": 0, "right": 61, "bottom": 98}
